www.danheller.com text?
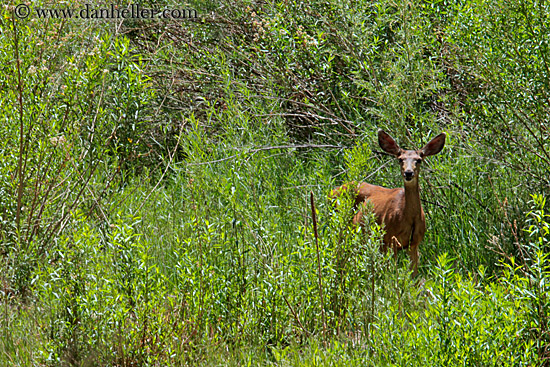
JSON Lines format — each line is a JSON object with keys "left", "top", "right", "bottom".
{"left": 30, "top": 3, "right": 197, "bottom": 19}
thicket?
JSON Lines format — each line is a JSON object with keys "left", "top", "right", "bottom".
{"left": 1, "top": 0, "right": 549, "bottom": 365}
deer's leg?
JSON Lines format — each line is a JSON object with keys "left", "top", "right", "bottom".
{"left": 352, "top": 209, "right": 363, "bottom": 225}
{"left": 391, "top": 237, "right": 400, "bottom": 257}
{"left": 408, "top": 229, "right": 424, "bottom": 277}
{"left": 407, "top": 245, "right": 419, "bottom": 278}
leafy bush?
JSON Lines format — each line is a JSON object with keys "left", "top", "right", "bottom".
{"left": 2, "top": 0, "right": 550, "bottom": 365}
{"left": 0, "top": 5, "right": 157, "bottom": 296}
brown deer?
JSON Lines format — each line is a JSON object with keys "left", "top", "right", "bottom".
{"left": 332, "top": 129, "right": 446, "bottom": 277}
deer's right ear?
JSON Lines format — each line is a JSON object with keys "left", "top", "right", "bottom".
{"left": 378, "top": 129, "right": 401, "bottom": 156}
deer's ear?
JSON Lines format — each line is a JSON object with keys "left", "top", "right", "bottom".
{"left": 378, "top": 130, "right": 401, "bottom": 156}
{"left": 421, "top": 133, "right": 446, "bottom": 157}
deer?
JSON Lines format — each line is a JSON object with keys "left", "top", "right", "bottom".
{"left": 331, "top": 129, "right": 446, "bottom": 277}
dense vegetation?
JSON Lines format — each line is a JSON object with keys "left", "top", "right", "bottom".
{"left": 1, "top": 0, "right": 549, "bottom": 365}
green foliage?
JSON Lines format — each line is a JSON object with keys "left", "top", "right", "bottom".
{"left": 505, "top": 194, "right": 550, "bottom": 362}
{"left": 2, "top": 0, "right": 550, "bottom": 365}
{"left": 128, "top": 0, "right": 541, "bottom": 273}
{"left": 445, "top": 0, "right": 550, "bottom": 192}
{"left": 0, "top": 2, "right": 158, "bottom": 297}
{"left": 36, "top": 212, "right": 181, "bottom": 366}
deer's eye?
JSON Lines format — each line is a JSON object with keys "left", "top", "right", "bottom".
{"left": 416, "top": 159, "right": 422, "bottom": 164}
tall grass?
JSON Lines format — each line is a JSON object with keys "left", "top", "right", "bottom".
{"left": 1, "top": 0, "right": 550, "bottom": 365}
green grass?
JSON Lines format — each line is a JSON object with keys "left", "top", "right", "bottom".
{"left": 1, "top": 0, "right": 550, "bottom": 365}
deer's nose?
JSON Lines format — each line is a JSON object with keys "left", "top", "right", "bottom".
{"left": 404, "top": 171, "right": 414, "bottom": 181}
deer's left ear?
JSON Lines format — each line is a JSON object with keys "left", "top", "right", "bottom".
{"left": 420, "top": 133, "right": 446, "bottom": 157}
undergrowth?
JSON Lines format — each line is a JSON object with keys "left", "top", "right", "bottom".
{"left": 1, "top": 0, "right": 550, "bottom": 365}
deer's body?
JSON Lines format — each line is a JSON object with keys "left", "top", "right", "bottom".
{"left": 333, "top": 130, "right": 446, "bottom": 277}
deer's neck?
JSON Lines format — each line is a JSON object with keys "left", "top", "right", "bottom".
{"left": 403, "top": 180, "right": 422, "bottom": 218}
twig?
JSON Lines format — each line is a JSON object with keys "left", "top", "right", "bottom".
{"left": 278, "top": 284, "right": 311, "bottom": 337}
{"left": 188, "top": 144, "right": 346, "bottom": 166}
{"left": 12, "top": 13, "right": 24, "bottom": 232}
{"left": 136, "top": 118, "right": 185, "bottom": 213}
{"left": 310, "top": 191, "right": 327, "bottom": 336}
